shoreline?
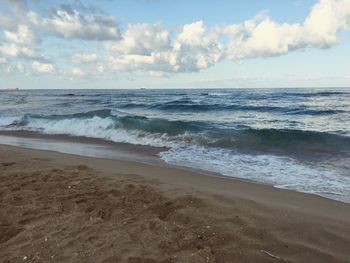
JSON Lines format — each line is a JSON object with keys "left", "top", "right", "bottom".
{"left": 1, "top": 144, "right": 350, "bottom": 262}
{"left": 0, "top": 130, "right": 349, "bottom": 204}
{"left": 0, "top": 130, "right": 167, "bottom": 158}
{"left": 0, "top": 130, "right": 262, "bottom": 183}
{"left": 0, "top": 130, "right": 167, "bottom": 166}
{"left": 2, "top": 143, "right": 350, "bottom": 214}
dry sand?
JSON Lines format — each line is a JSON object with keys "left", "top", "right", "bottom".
{"left": 0, "top": 144, "right": 350, "bottom": 263}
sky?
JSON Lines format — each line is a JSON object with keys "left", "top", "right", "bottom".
{"left": 0, "top": 0, "right": 350, "bottom": 89}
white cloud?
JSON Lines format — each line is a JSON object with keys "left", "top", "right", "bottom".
{"left": 101, "top": 21, "right": 223, "bottom": 74}
{"left": 103, "top": 54, "right": 155, "bottom": 72}
{"left": 71, "top": 67, "right": 85, "bottom": 77}
{"left": 95, "top": 0, "right": 350, "bottom": 76}
{"left": 107, "top": 23, "right": 170, "bottom": 55}
{"left": 176, "top": 21, "right": 207, "bottom": 46}
{"left": 303, "top": 0, "right": 350, "bottom": 47}
{"left": 171, "top": 21, "right": 223, "bottom": 72}
{"left": 101, "top": 24, "right": 170, "bottom": 73}
{"left": 15, "top": 62, "right": 26, "bottom": 73}
{"left": 93, "top": 0, "right": 350, "bottom": 75}
{"left": 0, "top": 12, "right": 15, "bottom": 30}
{"left": 0, "top": 43, "right": 40, "bottom": 59}
{"left": 149, "top": 71, "right": 170, "bottom": 78}
{"left": 225, "top": 0, "right": 350, "bottom": 60}
{"left": 5, "top": 62, "right": 30, "bottom": 75}
{"left": 4, "top": 25, "right": 38, "bottom": 45}
{"left": 26, "top": 11, "right": 40, "bottom": 26}
{"left": 0, "top": 57, "right": 7, "bottom": 64}
{"left": 1, "top": 0, "right": 350, "bottom": 78}
{"left": 42, "top": 10, "right": 120, "bottom": 40}
{"left": 225, "top": 18, "right": 302, "bottom": 60}
{"left": 72, "top": 53, "right": 98, "bottom": 63}
{"left": 32, "top": 61, "right": 55, "bottom": 74}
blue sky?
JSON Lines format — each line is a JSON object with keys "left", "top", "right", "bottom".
{"left": 0, "top": 0, "right": 350, "bottom": 89}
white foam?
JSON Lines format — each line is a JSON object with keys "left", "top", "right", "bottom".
{"left": 2, "top": 114, "right": 349, "bottom": 202}
{"left": 3, "top": 115, "right": 172, "bottom": 147}
{"left": 208, "top": 92, "right": 229, "bottom": 96}
{"left": 0, "top": 116, "right": 21, "bottom": 127}
{"left": 159, "top": 145, "right": 350, "bottom": 202}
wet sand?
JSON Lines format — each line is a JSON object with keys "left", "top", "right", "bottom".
{"left": 1, "top": 144, "right": 350, "bottom": 262}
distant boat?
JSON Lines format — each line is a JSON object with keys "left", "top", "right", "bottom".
{"left": 0, "top": 88, "right": 19, "bottom": 91}
{"left": 140, "top": 87, "right": 147, "bottom": 90}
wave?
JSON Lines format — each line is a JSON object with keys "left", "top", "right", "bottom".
{"left": 0, "top": 116, "right": 21, "bottom": 127}
{"left": 3, "top": 114, "right": 169, "bottom": 147}
{"left": 287, "top": 109, "right": 345, "bottom": 115}
{"left": 315, "top": 91, "right": 349, "bottom": 96}
{"left": 42, "top": 109, "right": 113, "bottom": 119}
{"left": 119, "top": 101, "right": 345, "bottom": 116}
{"left": 0, "top": 110, "right": 208, "bottom": 147}
{"left": 207, "top": 128, "right": 350, "bottom": 156}
{"left": 160, "top": 145, "right": 350, "bottom": 201}
{"left": 1, "top": 110, "right": 350, "bottom": 157}
{"left": 208, "top": 92, "right": 229, "bottom": 96}
{"left": 1, "top": 89, "right": 350, "bottom": 203}
{"left": 275, "top": 91, "right": 350, "bottom": 98}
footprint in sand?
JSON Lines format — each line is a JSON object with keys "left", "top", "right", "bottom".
{"left": 2, "top": 162, "right": 16, "bottom": 167}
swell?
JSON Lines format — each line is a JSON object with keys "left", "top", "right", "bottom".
{"left": 205, "top": 128, "right": 350, "bottom": 156}
{"left": 118, "top": 101, "right": 345, "bottom": 115}
{"left": 1, "top": 110, "right": 349, "bottom": 157}
{"left": 33, "top": 109, "right": 113, "bottom": 119}
{"left": 281, "top": 91, "right": 350, "bottom": 97}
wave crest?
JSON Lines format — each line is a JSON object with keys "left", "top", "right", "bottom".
{"left": 1, "top": 110, "right": 349, "bottom": 157}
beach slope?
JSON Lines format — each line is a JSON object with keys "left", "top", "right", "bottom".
{"left": 1, "top": 144, "right": 350, "bottom": 263}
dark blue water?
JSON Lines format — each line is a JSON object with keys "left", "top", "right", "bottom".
{"left": 1, "top": 88, "right": 350, "bottom": 201}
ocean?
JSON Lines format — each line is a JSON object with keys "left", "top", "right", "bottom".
{"left": 1, "top": 88, "right": 350, "bottom": 202}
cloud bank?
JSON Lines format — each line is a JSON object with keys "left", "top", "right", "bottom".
{"left": 0, "top": 0, "right": 350, "bottom": 77}
{"left": 41, "top": 10, "right": 120, "bottom": 40}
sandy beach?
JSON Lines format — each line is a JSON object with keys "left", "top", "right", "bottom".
{"left": 1, "top": 144, "right": 350, "bottom": 263}
{"left": 2, "top": 0, "right": 350, "bottom": 261}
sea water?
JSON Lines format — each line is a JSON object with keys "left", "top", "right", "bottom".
{"left": 1, "top": 88, "right": 350, "bottom": 202}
